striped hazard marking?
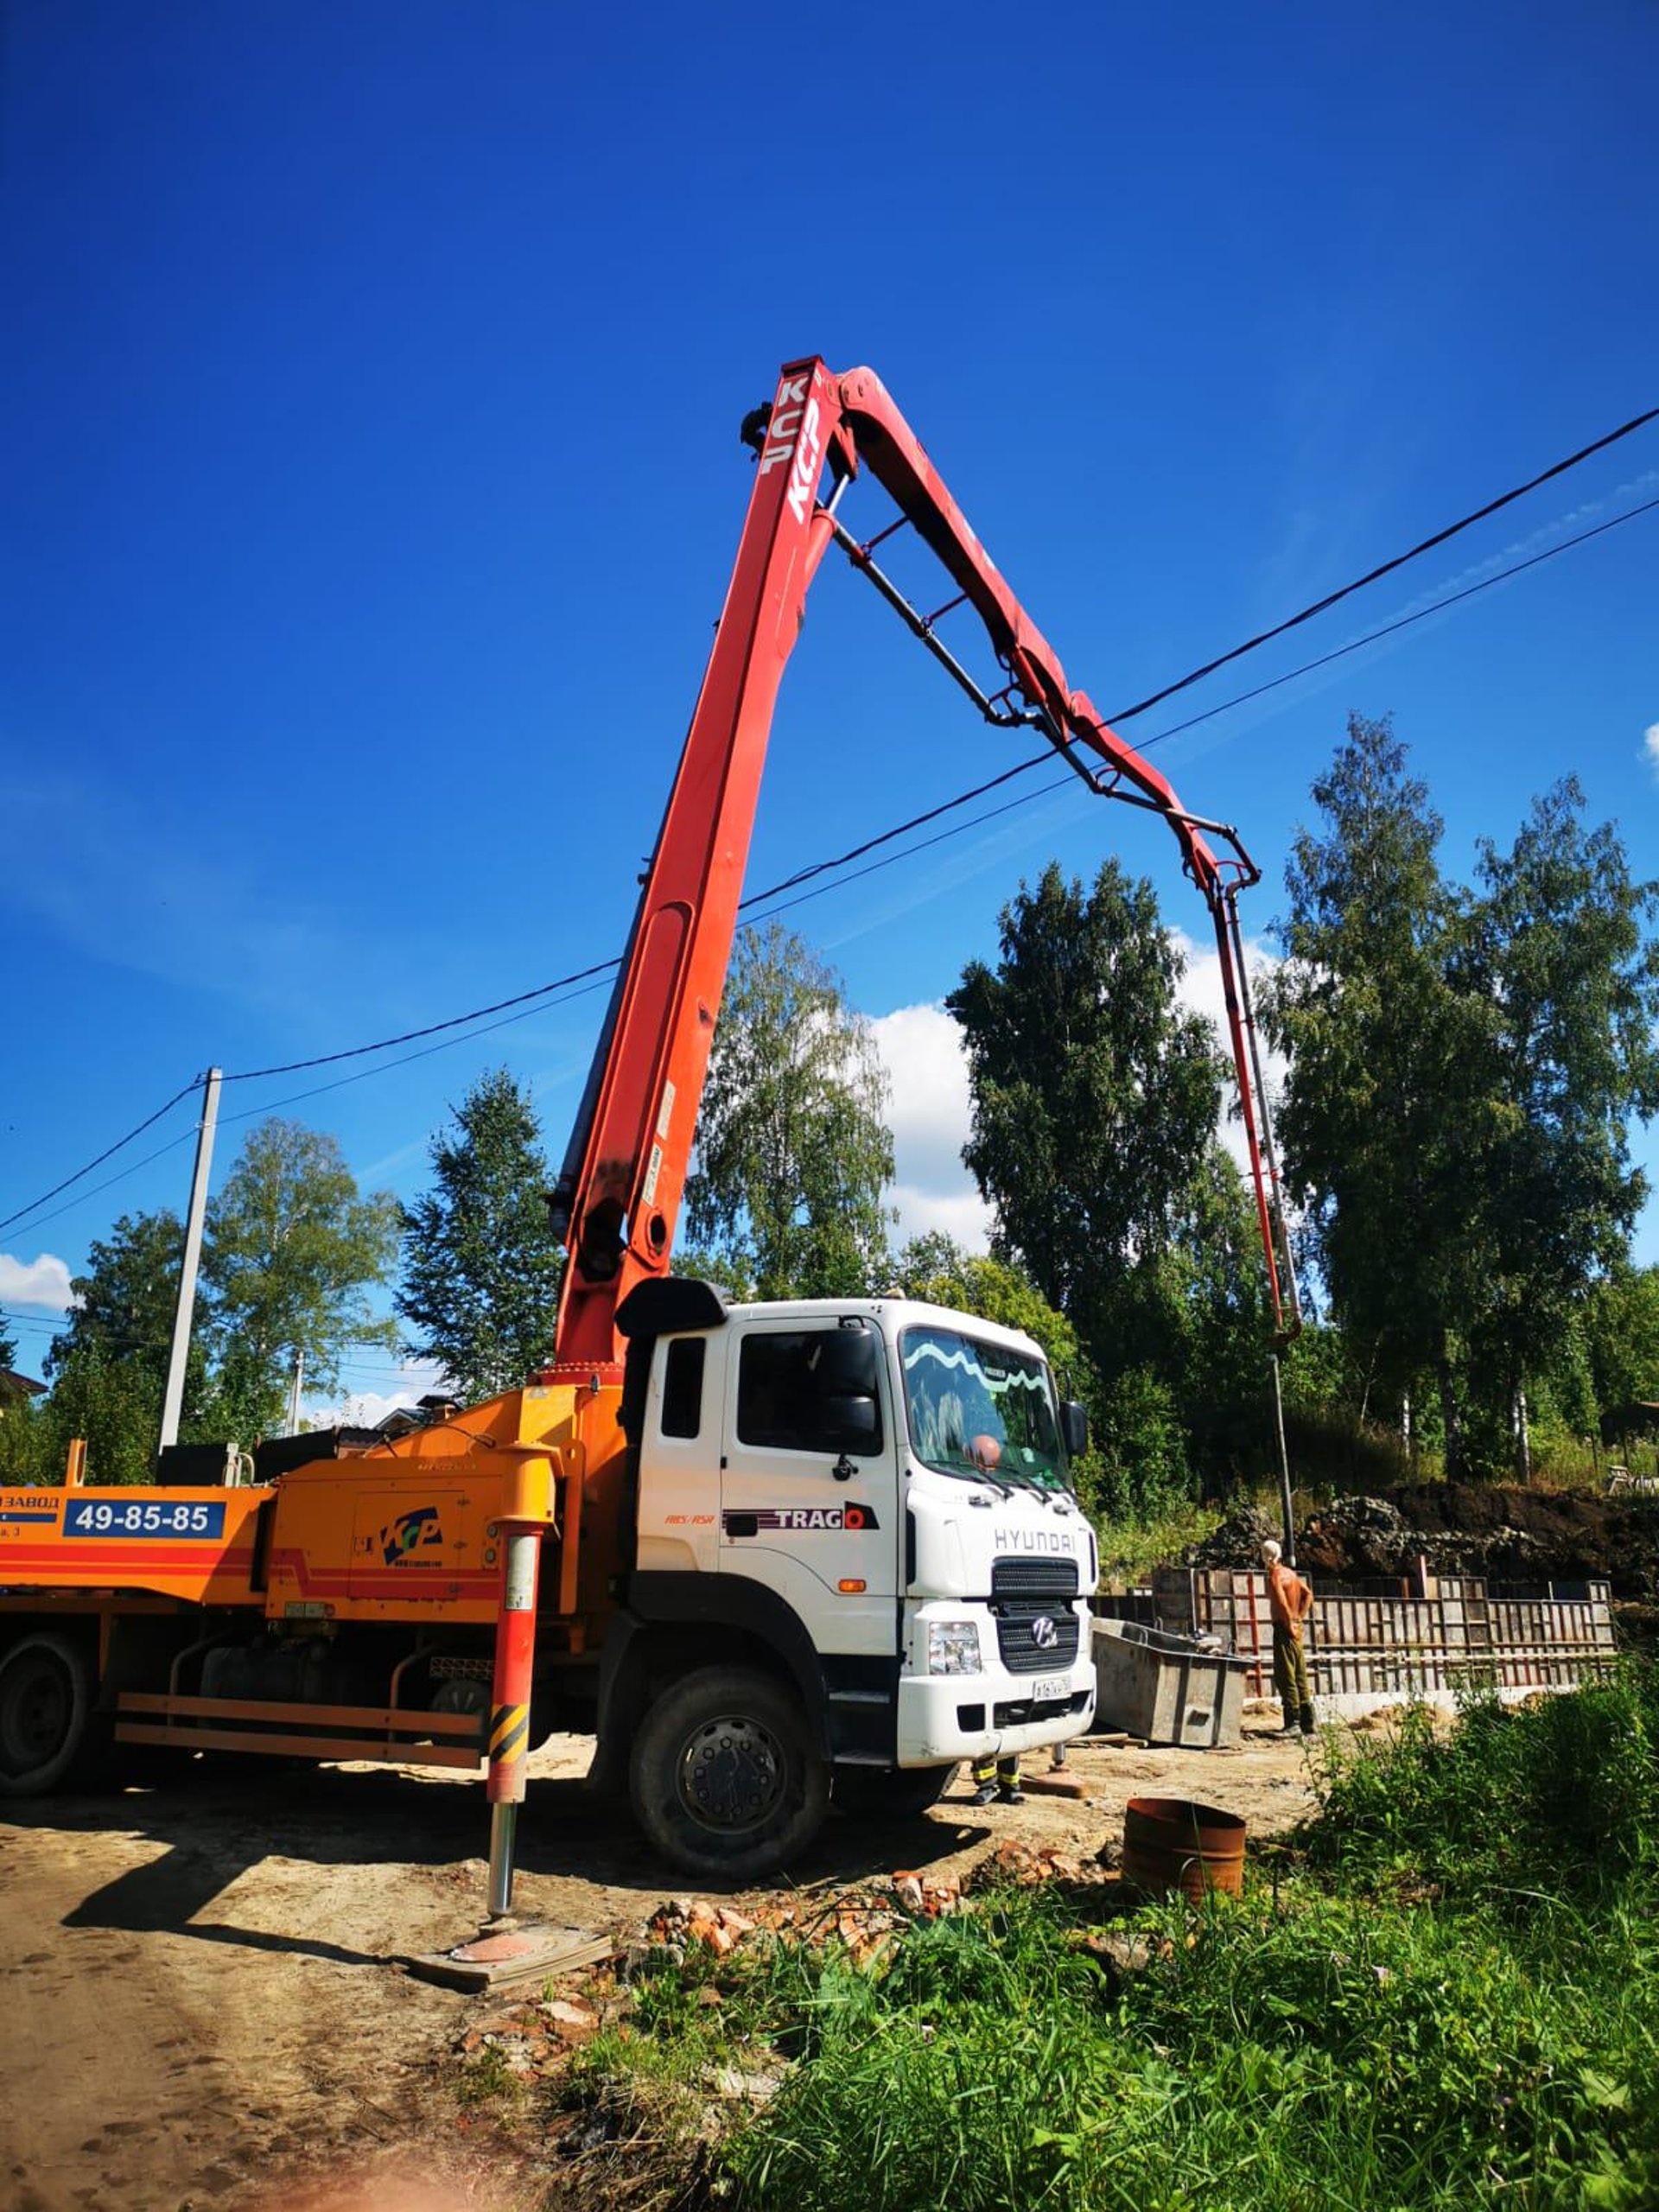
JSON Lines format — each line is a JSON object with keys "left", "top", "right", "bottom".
{"left": 489, "top": 1702, "right": 530, "bottom": 1764}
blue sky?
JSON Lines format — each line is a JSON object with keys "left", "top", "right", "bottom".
{"left": 3, "top": 1, "right": 1656, "bottom": 1411}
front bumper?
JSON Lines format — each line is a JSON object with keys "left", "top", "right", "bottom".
{"left": 895, "top": 1658, "right": 1095, "bottom": 1764}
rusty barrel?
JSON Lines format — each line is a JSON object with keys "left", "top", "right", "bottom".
{"left": 1122, "top": 1796, "right": 1247, "bottom": 1901}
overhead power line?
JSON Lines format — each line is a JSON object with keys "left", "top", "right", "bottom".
{"left": 2, "top": 1128, "right": 207, "bottom": 1243}
{"left": 1104, "top": 402, "right": 1659, "bottom": 724}
{"left": 0, "top": 1079, "right": 202, "bottom": 1236}
{"left": 195, "top": 400, "right": 1657, "bottom": 1091}
{"left": 219, "top": 956, "right": 624, "bottom": 1085}
{"left": 738, "top": 488, "right": 1659, "bottom": 918}
{"left": 1129, "top": 489, "right": 1659, "bottom": 748}
{"left": 5, "top": 447, "right": 1655, "bottom": 1246}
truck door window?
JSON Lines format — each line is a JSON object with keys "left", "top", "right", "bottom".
{"left": 736, "top": 1331, "right": 883, "bottom": 1457}
{"left": 660, "top": 1337, "right": 706, "bottom": 1440}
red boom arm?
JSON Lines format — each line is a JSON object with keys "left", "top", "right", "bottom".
{"left": 550, "top": 358, "right": 1298, "bottom": 1371}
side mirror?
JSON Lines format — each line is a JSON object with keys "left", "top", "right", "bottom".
{"left": 816, "top": 1322, "right": 881, "bottom": 1396}
{"left": 824, "top": 1392, "right": 880, "bottom": 1453}
{"left": 1060, "top": 1400, "right": 1090, "bottom": 1460}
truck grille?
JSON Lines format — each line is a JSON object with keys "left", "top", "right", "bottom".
{"left": 991, "top": 1556, "right": 1080, "bottom": 1599}
{"left": 994, "top": 1599, "right": 1081, "bottom": 1674}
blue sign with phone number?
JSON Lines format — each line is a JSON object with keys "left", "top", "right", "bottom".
{"left": 63, "top": 1499, "right": 227, "bottom": 1540}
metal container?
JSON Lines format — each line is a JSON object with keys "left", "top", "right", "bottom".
{"left": 1091, "top": 1617, "right": 1248, "bottom": 1747}
{"left": 1122, "top": 1796, "right": 1247, "bottom": 1901}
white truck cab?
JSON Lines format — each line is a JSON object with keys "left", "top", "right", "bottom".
{"left": 600, "top": 1281, "right": 1097, "bottom": 1874}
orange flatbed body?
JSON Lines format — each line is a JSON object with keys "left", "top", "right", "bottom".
{"left": 0, "top": 1484, "right": 269, "bottom": 1607}
{"left": 0, "top": 1374, "right": 623, "bottom": 1637}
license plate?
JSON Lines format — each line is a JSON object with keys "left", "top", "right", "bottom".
{"left": 1033, "top": 1674, "right": 1069, "bottom": 1702}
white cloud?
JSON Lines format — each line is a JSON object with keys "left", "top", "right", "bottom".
{"left": 315, "top": 1388, "right": 418, "bottom": 1429}
{"left": 1644, "top": 724, "right": 1659, "bottom": 781}
{"left": 0, "top": 1251, "right": 77, "bottom": 1312}
{"left": 868, "top": 1004, "right": 992, "bottom": 1255}
{"left": 870, "top": 1004, "right": 976, "bottom": 1192}
{"left": 888, "top": 1183, "right": 994, "bottom": 1249}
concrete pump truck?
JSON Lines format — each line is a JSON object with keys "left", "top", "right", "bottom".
{"left": 0, "top": 358, "right": 1295, "bottom": 1885}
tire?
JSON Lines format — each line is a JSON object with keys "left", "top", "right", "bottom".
{"left": 833, "top": 1763, "right": 958, "bottom": 1821}
{"left": 628, "top": 1663, "right": 829, "bottom": 1882}
{"left": 0, "top": 1632, "right": 92, "bottom": 1798}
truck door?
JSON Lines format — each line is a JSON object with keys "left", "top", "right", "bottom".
{"left": 718, "top": 1319, "right": 899, "bottom": 1657}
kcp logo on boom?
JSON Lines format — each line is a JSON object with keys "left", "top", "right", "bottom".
{"left": 756, "top": 370, "right": 823, "bottom": 524}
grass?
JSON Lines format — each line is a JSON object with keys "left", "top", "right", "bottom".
{"left": 1093, "top": 1497, "right": 1222, "bottom": 1588}
{"left": 550, "top": 1665, "right": 1659, "bottom": 2211}
{"left": 726, "top": 1888, "right": 1659, "bottom": 2211}
{"left": 454, "top": 2043, "right": 523, "bottom": 2108}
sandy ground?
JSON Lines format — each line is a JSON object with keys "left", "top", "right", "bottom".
{"left": 0, "top": 1716, "right": 1319, "bottom": 2211}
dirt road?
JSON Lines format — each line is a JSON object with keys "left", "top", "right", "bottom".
{"left": 0, "top": 1719, "right": 1318, "bottom": 2210}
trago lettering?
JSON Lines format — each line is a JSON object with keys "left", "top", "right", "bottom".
{"left": 722, "top": 1505, "right": 881, "bottom": 1535}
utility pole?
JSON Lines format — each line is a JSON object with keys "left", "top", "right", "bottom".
{"left": 158, "top": 1069, "right": 221, "bottom": 1455}
{"left": 287, "top": 1347, "right": 306, "bottom": 1438}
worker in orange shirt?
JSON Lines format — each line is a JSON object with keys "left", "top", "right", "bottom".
{"left": 1262, "top": 1539, "right": 1316, "bottom": 1736}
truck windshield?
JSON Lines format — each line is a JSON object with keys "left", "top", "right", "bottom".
{"left": 899, "top": 1325, "right": 1066, "bottom": 1489}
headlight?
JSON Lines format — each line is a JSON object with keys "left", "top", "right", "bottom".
{"left": 926, "top": 1619, "right": 982, "bottom": 1676}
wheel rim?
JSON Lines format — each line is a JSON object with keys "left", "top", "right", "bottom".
{"left": 0, "top": 1649, "right": 75, "bottom": 1781}
{"left": 676, "top": 1712, "right": 787, "bottom": 1834}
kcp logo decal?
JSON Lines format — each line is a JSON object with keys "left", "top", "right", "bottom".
{"left": 378, "top": 1505, "right": 443, "bottom": 1565}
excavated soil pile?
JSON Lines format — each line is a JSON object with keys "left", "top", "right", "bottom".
{"left": 1191, "top": 1486, "right": 1659, "bottom": 1597}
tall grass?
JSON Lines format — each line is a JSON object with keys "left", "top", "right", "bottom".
{"left": 1304, "top": 1665, "right": 1659, "bottom": 1904}
{"left": 567, "top": 1665, "right": 1659, "bottom": 2210}
{"left": 730, "top": 1887, "right": 1659, "bottom": 2211}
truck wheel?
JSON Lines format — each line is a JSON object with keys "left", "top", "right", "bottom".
{"left": 0, "top": 1632, "right": 92, "bottom": 1797}
{"left": 629, "top": 1664, "right": 828, "bottom": 1881}
{"left": 833, "top": 1763, "right": 958, "bottom": 1821}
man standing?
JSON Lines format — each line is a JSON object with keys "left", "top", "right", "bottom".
{"left": 1262, "top": 1539, "right": 1316, "bottom": 1737}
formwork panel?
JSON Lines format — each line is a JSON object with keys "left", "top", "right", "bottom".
{"left": 1140, "top": 1567, "right": 1618, "bottom": 1715}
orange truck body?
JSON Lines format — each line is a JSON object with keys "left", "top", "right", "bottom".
{"left": 0, "top": 1377, "right": 623, "bottom": 1770}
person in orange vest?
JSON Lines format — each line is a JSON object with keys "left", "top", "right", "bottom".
{"left": 1262, "top": 1538, "right": 1316, "bottom": 1736}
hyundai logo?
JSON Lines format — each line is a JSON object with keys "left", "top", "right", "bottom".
{"left": 1030, "top": 1616, "right": 1059, "bottom": 1649}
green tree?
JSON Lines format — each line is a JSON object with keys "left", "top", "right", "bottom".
{"left": 201, "top": 1118, "right": 398, "bottom": 1423}
{"left": 28, "top": 1207, "right": 216, "bottom": 1474}
{"left": 45, "top": 1209, "right": 184, "bottom": 1386}
{"left": 1457, "top": 780, "right": 1659, "bottom": 1455}
{"left": 0, "top": 1394, "right": 54, "bottom": 1485}
{"left": 1092, "top": 1363, "right": 1191, "bottom": 1518}
{"left": 1166, "top": 1142, "right": 1278, "bottom": 1478}
{"left": 1587, "top": 1263, "right": 1659, "bottom": 1421}
{"left": 0, "top": 1315, "right": 52, "bottom": 1485}
{"left": 37, "top": 1344, "right": 162, "bottom": 1486}
{"left": 397, "top": 1068, "right": 564, "bottom": 1402}
{"left": 947, "top": 859, "right": 1221, "bottom": 1369}
{"left": 685, "top": 923, "right": 895, "bottom": 1300}
{"left": 1267, "top": 722, "right": 1659, "bottom": 1477}
{"left": 1262, "top": 715, "right": 1498, "bottom": 1470}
